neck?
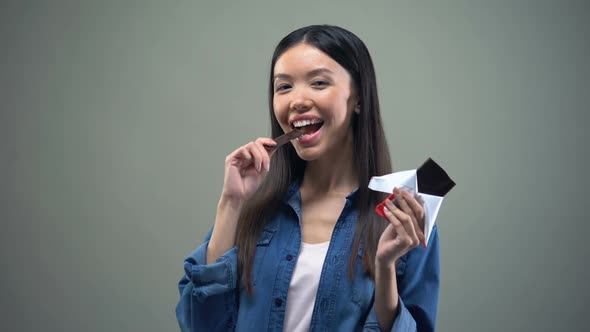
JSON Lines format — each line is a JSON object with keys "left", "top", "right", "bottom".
{"left": 301, "top": 132, "right": 358, "bottom": 196}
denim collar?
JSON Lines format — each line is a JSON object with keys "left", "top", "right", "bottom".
{"left": 284, "top": 177, "right": 360, "bottom": 204}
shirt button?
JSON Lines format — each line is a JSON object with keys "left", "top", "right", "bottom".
{"left": 275, "top": 298, "right": 283, "bottom": 307}
{"left": 286, "top": 254, "right": 293, "bottom": 261}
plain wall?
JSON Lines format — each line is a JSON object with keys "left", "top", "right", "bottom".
{"left": 1, "top": 0, "right": 588, "bottom": 331}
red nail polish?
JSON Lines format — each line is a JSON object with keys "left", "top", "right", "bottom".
{"left": 375, "top": 194, "right": 396, "bottom": 219}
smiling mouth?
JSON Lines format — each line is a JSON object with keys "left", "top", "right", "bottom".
{"left": 291, "top": 119, "right": 325, "bottom": 135}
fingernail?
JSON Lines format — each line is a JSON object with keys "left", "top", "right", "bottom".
{"left": 386, "top": 199, "right": 395, "bottom": 209}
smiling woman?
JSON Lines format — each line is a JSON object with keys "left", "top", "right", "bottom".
{"left": 176, "top": 25, "right": 440, "bottom": 332}
{"left": 273, "top": 44, "right": 357, "bottom": 156}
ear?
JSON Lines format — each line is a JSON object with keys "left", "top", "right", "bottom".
{"left": 354, "top": 101, "right": 361, "bottom": 114}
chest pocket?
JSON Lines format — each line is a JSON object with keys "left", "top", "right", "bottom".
{"left": 252, "top": 228, "right": 276, "bottom": 286}
{"left": 256, "top": 229, "right": 275, "bottom": 246}
{"left": 351, "top": 246, "right": 374, "bottom": 309}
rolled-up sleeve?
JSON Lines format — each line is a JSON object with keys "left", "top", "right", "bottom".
{"left": 176, "top": 228, "right": 239, "bottom": 332}
{"left": 363, "top": 296, "right": 416, "bottom": 331}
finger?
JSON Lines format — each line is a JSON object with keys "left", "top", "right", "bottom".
{"left": 385, "top": 200, "right": 413, "bottom": 240}
{"left": 259, "top": 137, "right": 278, "bottom": 149}
{"left": 255, "top": 143, "right": 271, "bottom": 172}
{"left": 261, "top": 137, "right": 278, "bottom": 155}
{"left": 377, "top": 222, "right": 399, "bottom": 254}
{"left": 402, "top": 191, "right": 424, "bottom": 219}
{"left": 383, "top": 205, "right": 409, "bottom": 239}
{"left": 246, "top": 142, "right": 263, "bottom": 172}
{"left": 401, "top": 191, "right": 426, "bottom": 243}
{"left": 254, "top": 142, "right": 270, "bottom": 172}
{"left": 254, "top": 138, "right": 273, "bottom": 171}
{"left": 394, "top": 188, "right": 416, "bottom": 220}
{"left": 386, "top": 199, "right": 420, "bottom": 248}
{"left": 396, "top": 189, "right": 424, "bottom": 245}
{"left": 227, "top": 145, "right": 253, "bottom": 168}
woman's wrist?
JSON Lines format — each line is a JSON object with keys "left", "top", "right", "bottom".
{"left": 206, "top": 195, "right": 244, "bottom": 264}
{"left": 218, "top": 193, "right": 245, "bottom": 212}
{"left": 375, "top": 253, "right": 398, "bottom": 271}
{"left": 374, "top": 256, "right": 400, "bottom": 331}
{"left": 375, "top": 258, "right": 397, "bottom": 279}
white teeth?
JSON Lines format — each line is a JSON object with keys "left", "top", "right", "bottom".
{"left": 292, "top": 118, "right": 323, "bottom": 128}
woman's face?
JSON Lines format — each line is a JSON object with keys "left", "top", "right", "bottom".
{"left": 273, "top": 43, "right": 358, "bottom": 161}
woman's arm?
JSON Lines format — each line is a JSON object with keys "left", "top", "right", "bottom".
{"left": 208, "top": 137, "right": 276, "bottom": 263}
{"left": 372, "top": 188, "right": 439, "bottom": 331}
{"left": 176, "top": 137, "right": 276, "bottom": 331}
{"left": 374, "top": 260, "right": 400, "bottom": 330}
{"left": 176, "top": 227, "right": 240, "bottom": 332}
{"left": 373, "top": 226, "right": 440, "bottom": 332}
{"left": 364, "top": 226, "right": 440, "bottom": 332}
{"left": 206, "top": 196, "right": 243, "bottom": 264}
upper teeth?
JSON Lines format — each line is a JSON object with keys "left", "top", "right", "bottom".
{"left": 293, "top": 119, "right": 323, "bottom": 128}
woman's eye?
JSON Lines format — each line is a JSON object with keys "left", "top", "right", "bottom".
{"left": 312, "top": 81, "right": 329, "bottom": 88}
{"left": 275, "top": 84, "right": 291, "bottom": 92}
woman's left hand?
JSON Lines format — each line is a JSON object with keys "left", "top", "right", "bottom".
{"left": 376, "top": 187, "right": 426, "bottom": 267}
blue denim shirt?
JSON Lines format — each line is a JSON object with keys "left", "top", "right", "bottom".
{"left": 176, "top": 181, "right": 440, "bottom": 331}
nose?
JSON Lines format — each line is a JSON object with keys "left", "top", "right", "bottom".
{"left": 289, "top": 88, "right": 313, "bottom": 112}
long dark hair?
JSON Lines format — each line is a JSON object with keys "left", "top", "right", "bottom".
{"left": 235, "top": 25, "right": 392, "bottom": 293}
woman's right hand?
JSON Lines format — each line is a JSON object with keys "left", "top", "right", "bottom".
{"left": 221, "top": 137, "right": 277, "bottom": 203}
{"left": 208, "top": 138, "right": 276, "bottom": 264}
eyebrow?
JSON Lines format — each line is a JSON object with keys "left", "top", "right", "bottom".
{"left": 273, "top": 68, "right": 334, "bottom": 81}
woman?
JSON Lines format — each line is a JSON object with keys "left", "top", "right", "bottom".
{"left": 176, "top": 25, "right": 439, "bottom": 332}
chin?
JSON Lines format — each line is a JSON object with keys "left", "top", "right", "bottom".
{"left": 293, "top": 145, "right": 323, "bottom": 161}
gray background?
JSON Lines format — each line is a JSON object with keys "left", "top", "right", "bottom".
{"left": 1, "top": 0, "right": 588, "bottom": 331}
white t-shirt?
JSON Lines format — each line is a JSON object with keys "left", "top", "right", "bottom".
{"left": 283, "top": 241, "right": 331, "bottom": 332}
